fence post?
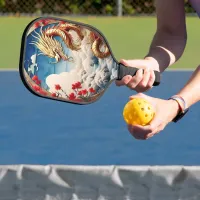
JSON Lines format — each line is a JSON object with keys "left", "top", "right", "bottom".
{"left": 117, "top": 0, "right": 122, "bottom": 16}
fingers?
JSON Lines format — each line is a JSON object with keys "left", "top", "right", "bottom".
{"left": 139, "top": 68, "right": 151, "bottom": 88}
{"left": 128, "top": 116, "right": 165, "bottom": 140}
{"left": 128, "top": 124, "right": 154, "bottom": 140}
{"left": 146, "top": 124, "right": 165, "bottom": 139}
{"left": 115, "top": 75, "right": 132, "bottom": 86}
{"left": 120, "top": 59, "right": 146, "bottom": 69}
{"left": 127, "top": 69, "right": 143, "bottom": 89}
{"left": 115, "top": 60, "right": 156, "bottom": 92}
{"left": 129, "top": 92, "right": 149, "bottom": 101}
{"left": 128, "top": 124, "right": 161, "bottom": 140}
{"left": 148, "top": 70, "right": 156, "bottom": 88}
{"left": 127, "top": 124, "right": 147, "bottom": 140}
{"left": 133, "top": 69, "right": 153, "bottom": 93}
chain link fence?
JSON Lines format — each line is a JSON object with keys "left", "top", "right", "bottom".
{"left": 0, "top": 0, "right": 195, "bottom": 16}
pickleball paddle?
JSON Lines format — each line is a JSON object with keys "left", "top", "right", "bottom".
{"left": 19, "top": 17, "right": 160, "bottom": 105}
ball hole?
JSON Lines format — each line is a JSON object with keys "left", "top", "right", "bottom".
{"left": 145, "top": 114, "right": 148, "bottom": 117}
{"left": 141, "top": 108, "right": 144, "bottom": 111}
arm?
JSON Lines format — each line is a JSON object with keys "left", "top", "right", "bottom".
{"left": 127, "top": 65, "right": 200, "bottom": 140}
{"left": 115, "top": 0, "right": 187, "bottom": 92}
{"left": 176, "top": 65, "right": 200, "bottom": 108}
{"left": 145, "top": 0, "right": 187, "bottom": 72}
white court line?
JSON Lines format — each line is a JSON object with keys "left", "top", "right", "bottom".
{"left": 0, "top": 68, "right": 194, "bottom": 72}
{"left": 166, "top": 68, "right": 194, "bottom": 71}
{"left": 0, "top": 68, "right": 19, "bottom": 71}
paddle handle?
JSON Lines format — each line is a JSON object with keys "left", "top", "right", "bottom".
{"left": 117, "top": 63, "right": 161, "bottom": 86}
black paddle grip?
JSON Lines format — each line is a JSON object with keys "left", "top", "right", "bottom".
{"left": 117, "top": 63, "right": 160, "bottom": 86}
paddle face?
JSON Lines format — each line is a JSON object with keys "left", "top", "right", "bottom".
{"left": 19, "top": 17, "right": 118, "bottom": 105}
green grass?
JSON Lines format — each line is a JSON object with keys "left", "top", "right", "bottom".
{"left": 0, "top": 16, "right": 199, "bottom": 69}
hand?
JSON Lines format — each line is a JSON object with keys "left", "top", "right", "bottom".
{"left": 126, "top": 93, "right": 180, "bottom": 140}
{"left": 115, "top": 57, "right": 160, "bottom": 92}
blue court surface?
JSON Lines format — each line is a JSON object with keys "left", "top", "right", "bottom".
{"left": 0, "top": 70, "right": 199, "bottom": 165}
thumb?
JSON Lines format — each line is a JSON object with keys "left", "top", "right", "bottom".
{"left": 148, "top": 113, "right": 162, "bottom": 133}
{"left": 133, "top": 114, "right": 162, "bottom": 139}
{"left": 140, "top": 114, "right": 163, "bottom": 140}
{"left": 129, "top": 115, "right": 161, "bottom": 138}
{"left": 120, "top": 59, "right": 147, "bottom": 69}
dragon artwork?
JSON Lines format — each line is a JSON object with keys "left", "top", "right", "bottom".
{"left": 23, "top": 18, "right": 116, "bottom": 103}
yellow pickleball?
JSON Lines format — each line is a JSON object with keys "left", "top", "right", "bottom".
{"left": 123, "top": 98, "right": 155, "bottom": 126}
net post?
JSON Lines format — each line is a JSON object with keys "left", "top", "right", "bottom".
{"left": 117, "top": 0, "right": 122, "bottom": 16}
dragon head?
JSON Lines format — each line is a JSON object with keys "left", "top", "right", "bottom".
{"left": 30, "top": 28, "right": 67, "bottom": 63}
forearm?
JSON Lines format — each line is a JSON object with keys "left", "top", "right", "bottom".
{"left": 176, "top": 65, "right": 200, "bottom": 108}
{"left": 146, "top": 31, "right": 187, "bottom": 72}
{"left": 145, "top": 0, "right": 187, "bottom": 73}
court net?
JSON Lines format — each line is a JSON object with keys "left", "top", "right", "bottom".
{"left": 0, "top": 165, "right": 200, "bottom": 200}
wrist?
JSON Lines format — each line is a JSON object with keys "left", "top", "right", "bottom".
{"left": 170, "top": 95, "right": 188, "bottom": 111}
{"left": 144, "top": 56, "right": 160, "bottom": 72}
{"left": 145, "top": 46, "right": 175, "bottom": 72}
{"left": 168, "top": 95, "right": 189, "bottom": 123}
{"left": 168, "top": 99, "right": 182, "bottom": 117}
